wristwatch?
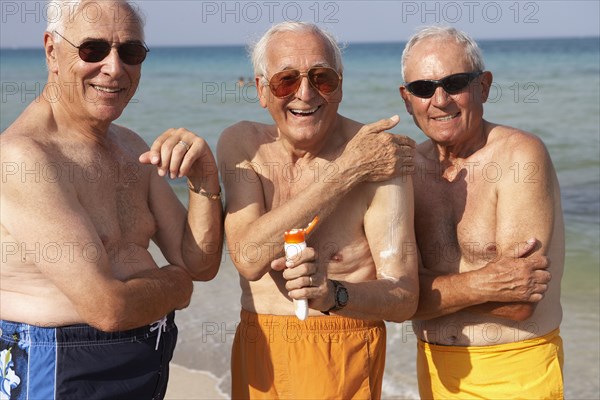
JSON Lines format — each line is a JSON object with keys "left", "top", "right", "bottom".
{"left": 322, "top": 280, "right": 349, "bottom": 315}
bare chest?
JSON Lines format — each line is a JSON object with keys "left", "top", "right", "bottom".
{"left": 414, "top": 165, "right": 499, "bottom": 272}
{"left": 254, "top": 151, "right": 375, "bottom": 275}
{"left": 68, "top": 149, "right": 156, "bottom": 251}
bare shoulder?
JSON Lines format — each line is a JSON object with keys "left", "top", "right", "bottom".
{"left": 217, "top": 120, "right": 276, "bottom": 158}
{"left": 1, "top": 127, "right": 54, "bottom": 165}
{"left": 109, "top": 123, "right": 150, "bottom": 153}
{"left": 219, "top": 120, "right": 274, "bottom": 142}
{"left": 1, "top": 108, "right": 73, "bottom": 203}
{"left": 488, "top": 124, "right": 551, "bottom": 164}
{"left": 340, "top": 115, "right": 365, "bottom": 139}
{"left": 0, "top": 132, "right": 76, "bottom": 222}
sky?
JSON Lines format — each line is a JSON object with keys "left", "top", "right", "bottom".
{"left": 1, "top": 0, "right": 599, "bottom": 48}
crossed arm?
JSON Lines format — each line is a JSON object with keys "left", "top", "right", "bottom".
{"left": 413, "top": 133, "right": 557, "bottom": 322}
{"left": 2, "top": 126, "right": 222, "bottom": 331}
{"left": 1, "top": 138, "right": 192, "bottom": 331}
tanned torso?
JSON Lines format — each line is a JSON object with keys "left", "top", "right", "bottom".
{"left": 413, "top": 124, "right": 564, "bottom": 346}
{"left": 232, "top": 120, "right": 384, "bottom": 315}
{"left": 1, "top": 100, "right": 159, "bottom": 325}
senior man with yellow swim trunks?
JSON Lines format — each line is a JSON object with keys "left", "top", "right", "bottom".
{"left": 399, "top": 26, "right": 565, "bottom": 399}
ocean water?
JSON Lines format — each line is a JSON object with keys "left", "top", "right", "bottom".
{"left": 1, "top": 38, "right": 599, "bottom": 398}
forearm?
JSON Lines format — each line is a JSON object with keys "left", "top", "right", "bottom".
{"left": 333, "top": 279, "right": 418, "bottom": 323}
{"left": 464, "top": 301, "right": 536, "bottom": 321}
{"left": 412, "top": 270, "right": 488, "bottom": 320}
{"left": 88, "top": 265, "right": 193, "bottom": 332}
{"left": 182, "top": 175, "right": 223, "bottom": 280}
{"left": 229, "top": 172, "right": 358, "bottom": 280}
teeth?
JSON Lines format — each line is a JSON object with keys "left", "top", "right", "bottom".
{"left": 290, "top": 107, "right": 318, "bottom": 115}
{"left": 93, "top": 85, "right": 121, "bottom": 93}
{"left": 434, "top": 113, "right": 458, "bottom": 121}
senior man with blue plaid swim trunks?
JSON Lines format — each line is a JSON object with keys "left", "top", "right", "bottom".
{"left": 0, "top": 1, "right": 222, "bottom": 399}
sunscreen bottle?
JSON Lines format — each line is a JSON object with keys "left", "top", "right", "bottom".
{"left": 284, "top": 216, "right": 319, "bottom": 321}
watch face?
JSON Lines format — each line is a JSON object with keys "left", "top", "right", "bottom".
{"left": 337, "top": 286, "right": 349, "bottom": 306}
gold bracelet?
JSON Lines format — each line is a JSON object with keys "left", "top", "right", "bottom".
{"left": 187, "top": 180, "right": 221, "bottom": 200}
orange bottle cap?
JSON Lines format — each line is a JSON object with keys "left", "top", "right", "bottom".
{"left": 284, "top": 229, "right": 305, "bottom": 243}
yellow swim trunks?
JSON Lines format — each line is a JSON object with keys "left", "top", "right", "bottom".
{"left": 231, "top": 309, "right": 386, "bottom": 400}
{"left": 417, "top": 328, "right": 564, "bottom": 399}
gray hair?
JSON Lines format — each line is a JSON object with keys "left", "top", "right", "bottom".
{"left": 250, "top": 22, "right": 343, "bottom": 85}
{"left": 401, "top": 26, "right": 485, "bottom": 80}
{"left": 46, "top": 0, "right": 146, "bottom": 38}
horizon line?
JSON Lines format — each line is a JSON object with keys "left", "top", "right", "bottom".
{"left": 1, "top": 34, "right": 598, "bottom": 51}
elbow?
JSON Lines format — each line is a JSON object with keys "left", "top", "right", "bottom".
{"left": 239, "top": 267, "right": 266, "bottom": 282}
{"left": 93, "top": 318, "right": 125, "bottom": 333}
{"left": 388, "top": 288, "right": 419, "bottom": 323}
{"left": 508, "top": 303, "right": 536, "bottom": 321}
{"left": 404, "top": 290, "right": 420, "bottom": 321}
{"left": 190, "top": 266, "right": 219, "bottom": 282}
{"left": 84, "top": 301, "right": 130, "bottom": 332}
{"left": 183, "top": 244, "right": 224, "bottom": 281}
{"left": 233, "top": 259, "right": 270, "bottom": 282}
{"left": 187, "top": 256, "right": 222, "bottom": 282}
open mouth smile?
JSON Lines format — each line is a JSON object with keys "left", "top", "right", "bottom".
{"left": 289, "top": 106, "right": 320, "bottom": 117}
{"left": 91, "top": 85, "right": 124, "bottom": 94}
{"left": 433, "top": 112, "right": 459, "bottom": 121}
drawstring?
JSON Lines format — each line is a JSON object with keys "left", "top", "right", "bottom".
{"left": 149, "top": 316, "right": 167, "bottom": 351}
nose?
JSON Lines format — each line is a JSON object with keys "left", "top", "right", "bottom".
{"left": 295, "top": 73, "right": 316, "bottom": 101}
{"left": 430, "top": 85, "right": 452, "bottom": 107}
{"left": 101, "top": 47, "right": 125, "bottom": 76}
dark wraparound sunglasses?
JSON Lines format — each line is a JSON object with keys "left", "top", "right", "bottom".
{"left": 53, "top": 31, "right": 149, "bottom": 65}
{"left": 266, "top": 67, "right": 342, "bottom": 98}
{"left": 404, "top": 71, "right": 483, "bottom": 99}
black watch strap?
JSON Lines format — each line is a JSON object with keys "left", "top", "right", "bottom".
{"left": 321, "top": 280, "right": 348, "bottom": 315}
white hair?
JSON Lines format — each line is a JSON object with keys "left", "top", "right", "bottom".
{"left": 401, "top": 26, "right": 485, "bottom": 81}
{"left": 46, "top": 0, "right": 146, "bottom": 38}
{"left": 250, "top": 22, "right": 344, "bottom": 85}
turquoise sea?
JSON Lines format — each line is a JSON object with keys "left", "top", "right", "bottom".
{"left": 1, "top": 38, "right": 599, "bottom": 398}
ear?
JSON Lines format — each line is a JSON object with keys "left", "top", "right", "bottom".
{"left": 44, "top": 31, "right": 59, "bottom": 73}
{"left": 479, "top": 71, "right": 493, "bottom": 103}
{"left": 399, "top": 86, "right": 413, "bottom": 115}
{"left": 256, "top": 76, "right": 268, "bottom": 109}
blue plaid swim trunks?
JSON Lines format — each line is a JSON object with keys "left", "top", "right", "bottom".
{"left": 0, "top": 312, "right": 177, "bottom": 400}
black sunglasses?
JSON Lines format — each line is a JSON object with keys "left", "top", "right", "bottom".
{"left": 404, "top": 71, "right": 483, "bottom": 99}
{"left": 53, "top": 31, "right": 149, "bottom": 65}
{"left": 266, "top": 67, "right": 342, "bottom": 98}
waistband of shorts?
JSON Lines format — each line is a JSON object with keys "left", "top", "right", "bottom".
{"left": 418, "top": 327, "right": 561, "bottom": 353}
{"left": 0, "top": 312, "right": 175, "bottom": 345}
{"left": 239, "top": 309, "right": 384, "bottom": 332}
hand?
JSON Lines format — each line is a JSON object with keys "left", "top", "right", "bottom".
{"left": 139, "top": 128, "right": 218, "bottom": 183}
{"left": 340, "top": 115, "right": 416, "bottom": 182}
{"left": 271, "top": 247, "right": 332, "bottom": 311}
{"left": 479, "top": 239, "right": 551, "bottom": 303}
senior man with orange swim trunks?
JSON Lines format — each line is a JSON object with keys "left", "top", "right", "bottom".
{"left": 218, "top": 21, "right": 418, "bottom": 399}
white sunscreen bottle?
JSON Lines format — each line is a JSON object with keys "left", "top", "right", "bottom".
{"left": 284, "top": 230, "right": 309, "bottom": 320}
{"left": 283, "top": 216, "right": 319, "bottom": 321}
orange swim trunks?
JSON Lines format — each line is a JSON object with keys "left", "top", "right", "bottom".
{"left": 417, "top": 328, "right": 564, "bottom": 399}
{"left": 231, "top": 309, "right": 386, "bottom": 400}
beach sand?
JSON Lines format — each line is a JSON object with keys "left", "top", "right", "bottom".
{"left": 150, "top": 241, "right": 237, "bottom": 399}
{"left": 165, "top": 364, "right": 227, "bottom": 400}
